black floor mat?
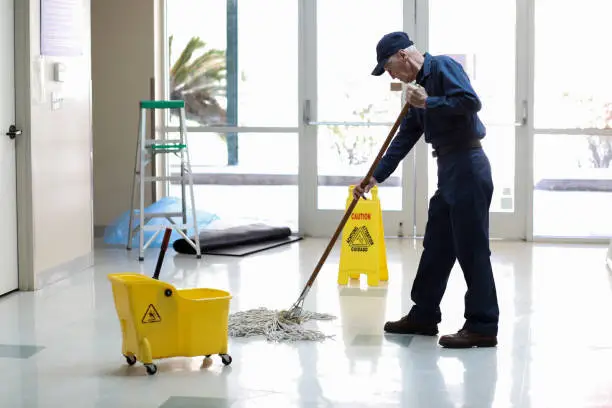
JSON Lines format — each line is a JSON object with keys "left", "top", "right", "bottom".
{"left": 202, "top": 235, "right": 303, "bottom": 256}
{"left": 172, "top": 223, "right": 299, "bottom": 256}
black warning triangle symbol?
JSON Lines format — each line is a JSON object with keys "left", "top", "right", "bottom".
{"left": 141, "top": 304, "right": 162, "bottom": 324}
{"left": 347, "top": 226, "right": 374, "bottom": 252}
{"left": 352, "top": 230, "right": 368, "bottom": 246}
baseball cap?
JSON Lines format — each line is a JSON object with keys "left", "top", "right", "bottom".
{"left": 371, "top": 31, "right": 414, "bottom": 76}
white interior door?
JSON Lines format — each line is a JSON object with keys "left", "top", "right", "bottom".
{"left": 414, "top": 0, "right": 528, "bottom": 239}
{"left": 299, "top": 0, "right": 416, "bottom": 237}
{"left": 0, "top": 0, "right": 19, "bottom": 296}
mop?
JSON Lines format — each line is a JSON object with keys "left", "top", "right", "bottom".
{"left": 228, "top": 101, "right": 412, "bottom": 342}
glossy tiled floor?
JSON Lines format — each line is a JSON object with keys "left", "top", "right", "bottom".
{"left": 1, "top": 238, "right": 612, "bottom": 407}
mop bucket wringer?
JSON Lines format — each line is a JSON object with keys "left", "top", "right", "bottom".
{"left": 108, "top": 228, "right": 232, "bottom": 375}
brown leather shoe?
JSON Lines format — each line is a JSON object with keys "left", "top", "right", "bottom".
{"left": 438, "top": 329, "right": 497, "bottom": 348}
{"left": 383, "top": 315, "right": 438, "bottom": 336}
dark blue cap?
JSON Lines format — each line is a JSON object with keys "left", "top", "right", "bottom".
{"left": 371, "top": 31, "right": 414, "bottom": 76}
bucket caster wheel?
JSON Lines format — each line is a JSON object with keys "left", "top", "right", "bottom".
{"left": 201, "top": 355, "right": 213, "bottom": 369}
{"left": 145, "top": 363, "right": 158, "bottom": 375}
{"left": 124, "top": 354, "right": 137, "bottom": 366}
{"left": 220, "top": 354, "right": 232, "bottom": 366}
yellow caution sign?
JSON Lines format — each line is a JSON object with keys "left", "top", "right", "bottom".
{"left": 338, "top": 185, "right": 388, "bottom": 287}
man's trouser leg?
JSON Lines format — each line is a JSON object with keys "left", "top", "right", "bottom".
{"left": 406, "top": 190, "right": 457, "bottom": 325}
{"left": 442, "top": 149, "right": 499, "bottom": 336}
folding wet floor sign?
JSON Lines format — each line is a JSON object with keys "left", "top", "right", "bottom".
{"left": 338, "top": 185, "right": 388, "bottom": 287}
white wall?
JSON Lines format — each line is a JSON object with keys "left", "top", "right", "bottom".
{"left": 14, "top": 0, "right": 94, "bottom": 288}
{"left": 91, "top": 0, "right": 158, "bottom": 229}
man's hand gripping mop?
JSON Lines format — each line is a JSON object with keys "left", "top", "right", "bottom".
{"left": 228, "top": 101, "right": 412, "bottom": 342}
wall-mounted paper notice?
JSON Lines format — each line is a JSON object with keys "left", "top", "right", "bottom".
{"left": 41, "top": 0, "right": 83, "bottom": 56}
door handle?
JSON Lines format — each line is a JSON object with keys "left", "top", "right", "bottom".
{"left": 519, "top": 100, "right": 527, "bottom": 126}
{"left": 303, "top": 99, "right": 311, "bottom": 124}
{"left": 6, "top": 125, "right": 22, "bottom": 140}
{"left": 303, "top": 99, "right": 395, "bottom": 127}
{"left": 307, "top": 121, "right": 395, "bottom": 127}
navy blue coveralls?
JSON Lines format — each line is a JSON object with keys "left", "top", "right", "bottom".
{"left": 373, "top": 53, "right": 499, "bottom": 336}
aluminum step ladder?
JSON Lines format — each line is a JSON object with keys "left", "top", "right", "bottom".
{"left": 126, "top": 100, "right": 201, "bottom": 261}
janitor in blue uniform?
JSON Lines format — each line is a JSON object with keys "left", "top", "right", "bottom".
{"left": 353, "top": 32, "right": 499, "bottom": 348}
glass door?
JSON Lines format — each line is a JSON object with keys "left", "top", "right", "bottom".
{"left": 162, "top": 0, "right": 300, "bottom": 231}
{"left": 413, "top": 0, "right": 529, "bottom": 239}
{"left": 299, "top": 0, "right": 416, "bottom": 237}
{"left": 530, "top": 0, "right": 612, "bottom": 240}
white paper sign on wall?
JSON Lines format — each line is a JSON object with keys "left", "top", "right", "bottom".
{"left": 41, "top": 0, "right": 83, "bottom": 57}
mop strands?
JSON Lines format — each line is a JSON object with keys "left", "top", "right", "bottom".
{"left": 228, "top": 101, "right": 412, "bottom": 344}
{"left": 228, "top": 307, "right": 335, "bottom": 342}
{"left": 228, "top": 287, "right": 336, "bottom": 342}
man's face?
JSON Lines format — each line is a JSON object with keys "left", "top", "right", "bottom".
{"left": 384, "top": 50, "right": 415, "bottom": 83}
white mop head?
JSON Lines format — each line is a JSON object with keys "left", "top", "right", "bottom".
{"left": 228, "top": 307, "right": 336, "bottom": 342}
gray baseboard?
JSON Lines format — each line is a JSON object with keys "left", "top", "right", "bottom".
{"left": 36, "top": 252, "right": 95, "bottom": 290}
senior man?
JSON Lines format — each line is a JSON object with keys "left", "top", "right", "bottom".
{"left": 353, "top": 32, "right": 499, "bottom": 348}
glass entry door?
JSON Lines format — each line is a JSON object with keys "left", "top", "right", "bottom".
{"left": 530, "top": 0, "right": 612, "bottom": 240}
{"left": 299, "top": 0, "right": 416, "bottom": 237}
{"left": 414, "top": 0, "right": 529, "bottom": 239}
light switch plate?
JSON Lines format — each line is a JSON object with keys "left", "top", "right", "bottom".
{"left": 51, "top": 92, "right": 63, "bottom": 110}
{"left": 53, "top": 62, "right": 66, "bottom": 82}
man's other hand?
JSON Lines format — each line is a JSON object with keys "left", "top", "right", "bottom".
{"left": 353, "top": 177, "right": 377, "bottom": 200}
{"left": 405, "top": 83, "right": 428, "bottom": 108}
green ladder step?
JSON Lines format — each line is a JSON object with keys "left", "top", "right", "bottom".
{"left": 150, "top": 143, "right": 187, "bottom": 150}
{"left": 140, "top": 100, "right": 184, "bottom": 109}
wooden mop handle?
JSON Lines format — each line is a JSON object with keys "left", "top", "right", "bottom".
{"left": 301, "top": 101, "right": 412, "bottom": 292}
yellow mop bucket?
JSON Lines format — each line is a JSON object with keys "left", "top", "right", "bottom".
{"left": 108, "top": 229, "right": 232, "bottom": 375}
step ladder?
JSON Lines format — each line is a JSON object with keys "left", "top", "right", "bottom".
{"left": 126, "top": 100, "right": 202, "bottom": 261}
